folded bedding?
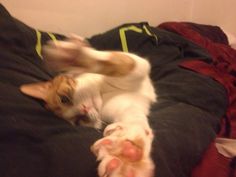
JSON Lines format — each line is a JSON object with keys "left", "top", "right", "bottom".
{"left": 0, "top": 3, "right": 235, "bottom": 177}
{"left": 158, "top": 21, "right": 236, "bottom": 177}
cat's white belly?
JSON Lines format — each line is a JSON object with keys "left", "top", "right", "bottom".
{"left": 100, "top": 76, "right": 156, "bottom": 123}
{"left": 101, "top": 91, "right": 152, "bottom": 123}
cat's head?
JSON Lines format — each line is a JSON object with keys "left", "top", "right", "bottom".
{"left": 20, "top": 75, "right": 88, "bottom": 125}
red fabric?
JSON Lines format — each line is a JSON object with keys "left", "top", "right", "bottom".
{"left": 183, "top": 22, "right": 229, "bottom": 45}
{"left": 191, "top": 142, "right": 232, "bottom": 177}
{"left": 158, "top": 22, "right": 236, "bottom": 138}
{"left": 158, "top": 22, "right": 236, "bottom": 177}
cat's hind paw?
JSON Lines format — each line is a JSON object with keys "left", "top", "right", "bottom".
{"left": 91, "top": 123, "right": 155, "bottom": 177}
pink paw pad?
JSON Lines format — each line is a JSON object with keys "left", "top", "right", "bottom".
{"left": 100, "top": 139, "right": 113, "bottom": 146}
{"left": 121, "top": 140, "right": 142, "bottom": 162}
{"left": 106, "top": 158, "right": 121, "bottom": 173}
{"left": 106, "top": 158, "right": 136, "bottom": 177}
{"left": 125, "top": 168, "right": 135, "bottom": 177}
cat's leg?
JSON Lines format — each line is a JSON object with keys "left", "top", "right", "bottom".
{"left": 91, "top": 117, "right": 155, "bottom": 177}
{"left": 42, "top": 37, "right": 151, "bottom": 81}
{"left": 91, "top": 97, "right": 155, "bottom": 177}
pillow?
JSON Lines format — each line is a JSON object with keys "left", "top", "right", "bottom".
{"left": 0, "top": 4, "right": 227, "bottom": 177}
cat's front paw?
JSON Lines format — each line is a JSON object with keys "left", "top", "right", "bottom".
{"left": 91, "top": 122, "right": 155, "bottom": 177}
{"left": 42, "top": 36, "right": 90, "bottom": 72}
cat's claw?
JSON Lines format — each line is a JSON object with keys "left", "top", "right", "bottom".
{"left": 91, "top": 123, "right": 155, "bottom": 177}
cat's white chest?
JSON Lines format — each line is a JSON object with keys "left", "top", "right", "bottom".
{"left": 100, "top": 77, "right": 156, "bottom": 123}
{"left": 101, "top": 92, "right": 142, "bottom": 121}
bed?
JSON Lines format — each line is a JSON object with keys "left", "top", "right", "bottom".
{"left": 0, "top": 4, "right": 235, "bottom": 177}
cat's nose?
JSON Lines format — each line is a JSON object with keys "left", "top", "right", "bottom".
{"left": 80, "top": 104, "right": 91, "bottom": 115}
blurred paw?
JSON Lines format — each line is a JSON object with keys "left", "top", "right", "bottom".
{"left": 91, "top": 122, "right": 155, "bottom": 177}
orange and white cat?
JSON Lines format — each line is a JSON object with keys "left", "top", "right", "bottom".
{"left": 20, "top": 36, "right": 157, "bottom": 177}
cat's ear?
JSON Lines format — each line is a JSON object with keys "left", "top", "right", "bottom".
{"left": 20, "top": 81, "right": 52, "bottom": 101}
